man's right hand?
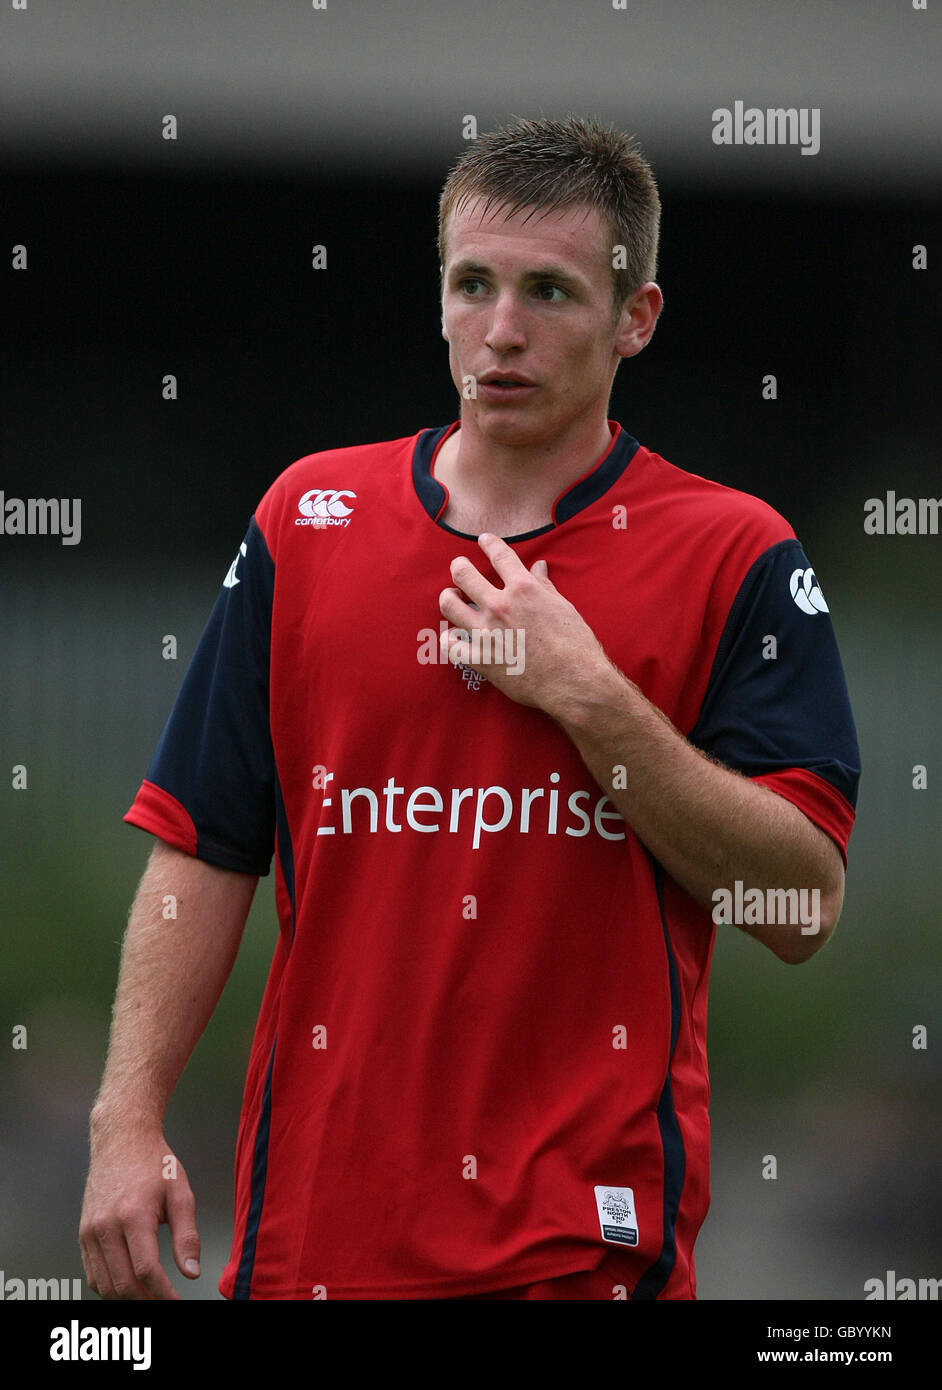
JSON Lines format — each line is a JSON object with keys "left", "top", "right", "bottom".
{"left": 79, "top": 840, "right": 257, "bottom": 1299}
{"left": 79, "top": 1128, "right": 201, "bottom": 1300}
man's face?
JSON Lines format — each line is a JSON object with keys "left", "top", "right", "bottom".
{"left": 440, "top": 197, "right": 634, "bottom": 447}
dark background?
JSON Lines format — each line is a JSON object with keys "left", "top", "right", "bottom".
{"left": 2, "top": 0, "right": 940, "bottom": 1302}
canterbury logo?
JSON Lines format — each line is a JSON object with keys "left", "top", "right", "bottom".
{"left": 789, "top": 566, "right": 829, "bottom": 615}
{"left": 296, "top": 488, "right": 357, "bottom": 527}
{"left": 223, "top": 542, "right": 247, "bottom": 588}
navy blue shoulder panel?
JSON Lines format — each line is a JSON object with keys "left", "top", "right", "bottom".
{"left": 144, "top": 515, "right": 276, "bottom": 874}
{"left": 688, "top": 538, "right": 860, "bottom": 809}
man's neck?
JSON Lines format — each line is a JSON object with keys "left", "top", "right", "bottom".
{"left": 433, "top": 415, "right": 615, "bottom": 537}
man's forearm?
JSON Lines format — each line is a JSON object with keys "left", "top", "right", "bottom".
{"left": 551, "top": 658, "right": 845, "bottom": 962}
{"left": 91, "top": 839, "right": 258, "bottom": 1136}
{"left": 439, "top": 535, "right": 845, "bottom": 963}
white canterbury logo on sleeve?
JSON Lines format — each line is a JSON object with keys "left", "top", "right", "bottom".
{"left": 789, "top": 566, "right": 829, "bottom": 615}
{"left": 223, "top": 542, "right": 247, "bottom": 587}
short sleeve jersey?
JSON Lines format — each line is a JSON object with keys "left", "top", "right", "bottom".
{"left": 124, "top": 421, "right": 860, "bottom": 1299}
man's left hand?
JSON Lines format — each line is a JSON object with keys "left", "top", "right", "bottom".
{"left": 438, "top": 532, "right": 612, "bottom": 716}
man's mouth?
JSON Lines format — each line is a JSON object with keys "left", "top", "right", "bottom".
{"left": 477, "top": 377, "right": 537, "bottom": 397}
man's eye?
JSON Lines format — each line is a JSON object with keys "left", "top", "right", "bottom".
{"left": 536, "top": 284, "right": 566, "bottom": 302}
{"left": 459, "top": 278, "right": 485, "bottom": 295}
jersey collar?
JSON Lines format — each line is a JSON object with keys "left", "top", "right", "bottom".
{"left": 412, "top": 420, "right": 641, "bottom": 542}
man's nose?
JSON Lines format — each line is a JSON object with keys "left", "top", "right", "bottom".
{"left": 485, "top": 294, "right": 528, "bottom": 353}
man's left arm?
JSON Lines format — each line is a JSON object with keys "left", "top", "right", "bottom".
{"left": 439, "top": 532, "right": 851, "bottom": 965}
{"left": 541, "top": 659, "right": 844, "bottom": 964}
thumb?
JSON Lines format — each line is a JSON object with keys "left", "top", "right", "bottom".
{"left": 166, "top": 1171, "right": 202, "bottom": 1279}
{"left": 532, "top": 559, "right": 550, "bottom": 579}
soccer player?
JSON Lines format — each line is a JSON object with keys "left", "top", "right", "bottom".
{"left": 79, "top": 116, "right": 859, "bottom": 1300}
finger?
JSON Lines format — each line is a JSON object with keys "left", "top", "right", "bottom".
{"left": 476, "top": 532, "right": 525, "bottom": 584}
{"left": 166, "top": 1177, "right": 201, "bottom": 1280}
{"left": 80, "top": 1236, "right": 111, "bottom": 1300}
{"left": 531, "top": 559, "right": 549, "bottom": 578}
{"left": 125, "top": 1219, "right": 180, "bottom": 1300}
{"left": 96, "top": 1225, "right": 157, "bottom": 1301}
{"left": 439, "top": 585, "right": 478, "bottom": 627}
{"left": 448, "top": 553, "right": 497, "bottom": 608}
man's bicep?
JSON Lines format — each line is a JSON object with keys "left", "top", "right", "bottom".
{"left": 146, "top": 834, "right": 261, "bottom": 886}
{"left": 136, "top": 836, "right": 261, "bottom": 920}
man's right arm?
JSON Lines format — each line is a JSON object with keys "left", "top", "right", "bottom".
{"left": 79, "top": 838, "right": 258, "bottom": 1300}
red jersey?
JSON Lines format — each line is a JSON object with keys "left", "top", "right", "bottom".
{"left": 124, "top": 421, "right": 859, "bottom": 1298}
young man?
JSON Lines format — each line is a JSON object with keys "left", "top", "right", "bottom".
{"left": 80, "top": 116, "right": 859, "bottom": 1300}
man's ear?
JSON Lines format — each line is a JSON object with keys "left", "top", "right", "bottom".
{"left": 614, "top": 282, "right": 663, "bottom": 360}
